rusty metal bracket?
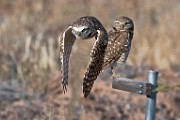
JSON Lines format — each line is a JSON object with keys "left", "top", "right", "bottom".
{"left": 112, "top": 78, "right": 152, "bottom": 96}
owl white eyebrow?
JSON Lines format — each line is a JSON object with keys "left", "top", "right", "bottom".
{"left": 72, "top": 26, "right": 88, "bottom": 32}
{"left": 120, "top": 30, "right": 133, "bottom": 33}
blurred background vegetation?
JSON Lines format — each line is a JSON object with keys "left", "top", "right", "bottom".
{"left": 0, "top": 0, "right": 180, "bottom": 120}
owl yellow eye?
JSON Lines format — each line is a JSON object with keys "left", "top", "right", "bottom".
{"left": 81, "top": 28, "right": 92, "bottom": 39}
{"left": 81, "top": 28, "right": 88, "bottom": 32}
{"left": 124, "top": 22, "right": 128, "bottom": 25}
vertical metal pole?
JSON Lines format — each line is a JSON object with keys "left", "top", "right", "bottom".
{"left": 145, "top": 70, "right": 159, "bottom": 120}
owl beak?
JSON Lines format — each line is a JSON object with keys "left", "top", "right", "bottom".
{"left": 77, "top": 32, "right": 81, "bottom": 36}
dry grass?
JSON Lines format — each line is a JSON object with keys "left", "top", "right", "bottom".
{"left": 0, "top": 0, "right": 179, "bottom": 89}
{"left": 0, "top": 0, "right": 180, "bottom": 119}
{"left": 0, "top": 0, "right": 179, "bottom": 77}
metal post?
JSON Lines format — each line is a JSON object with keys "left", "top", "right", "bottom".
{"left": 145, "top": 70, "right": 159, "bottom": 120}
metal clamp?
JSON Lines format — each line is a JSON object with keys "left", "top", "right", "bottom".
{"left": 112, "top": 78, "right": 152, "bottom": 96}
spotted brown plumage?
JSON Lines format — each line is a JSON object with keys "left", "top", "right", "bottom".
{"left": 59, "top": 16, "right": 108, "bottom": 93}
{"left": 83, "top": 16, "right": 134, "bottom": 97}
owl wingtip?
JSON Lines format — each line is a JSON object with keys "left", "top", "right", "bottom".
{"left": 83, "top": 89, "right": 90, "bottom": 98}
{"left": 62, "top": 85, "right": 67, "bottom": 94}
{"left": 62, "top": 79, "right": 68, "bottom": 94}
{"left": 83, "top": 93, "right": 89, "bottom": 98}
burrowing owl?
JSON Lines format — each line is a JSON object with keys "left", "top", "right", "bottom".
{"left": 83, "top": 16, "right": 134, "bottom": 97}
{"left": 59, "top": 16, "right": 108, "bottom": 93}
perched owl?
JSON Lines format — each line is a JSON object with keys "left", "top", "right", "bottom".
{"left": 59, "top": 16, "right": 108, "bottom": 93}
{"left": 83, "top": 16, "right": 134, "bottom": 97}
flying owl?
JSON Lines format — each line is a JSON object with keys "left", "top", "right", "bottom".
{"left": 83, "top": 16, "right": 134, "bottom": 97}
{"left": 59, "top": 16, "right": 108, "bottom": 93}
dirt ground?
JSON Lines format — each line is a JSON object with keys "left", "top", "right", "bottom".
{"left": 0, "top": 67, "right": 179, "bottom": 120}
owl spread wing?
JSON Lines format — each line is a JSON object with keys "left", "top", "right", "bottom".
{"left": 59, "top": 26, "right": 76, "bottom": 93}
{"left": 83, "top": 30, "right": 108, "bottom": 97}
{"left": 83, "top": 31, "right": 108, "bottom": 97}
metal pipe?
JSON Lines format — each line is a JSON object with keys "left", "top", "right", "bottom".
{"left": 145, "top": 70, "right": 159, "bottom": 120}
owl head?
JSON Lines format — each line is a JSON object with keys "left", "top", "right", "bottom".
{"left": 71, "top": 26, "right": 97, "bottom": 39}
{"left": 114, "top": 16, "right": 134, "bottom": 31}
{"left": 71, "top": 16, "right": 104, "bottom": 39}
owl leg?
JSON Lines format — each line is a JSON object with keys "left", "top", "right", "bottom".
{"left": 112, "top": 63, "right": 126, "bottom": 79}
